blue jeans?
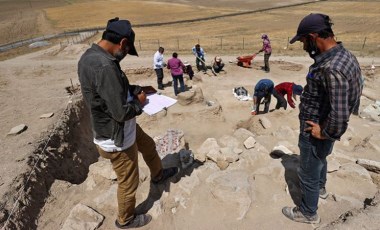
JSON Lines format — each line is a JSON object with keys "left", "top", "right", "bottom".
{"left": 298, "top": 132, "right": 334, "bottom": 216}
{"left": 172, "top": 74, "right": 185, "bottom": 96}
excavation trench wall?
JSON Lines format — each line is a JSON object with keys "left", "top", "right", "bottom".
{"left": 0, "top": 96, "right": 97, "bottom": 230}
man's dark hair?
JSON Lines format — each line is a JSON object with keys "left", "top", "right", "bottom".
{"left": 318, "top": 15, "right": 334, "bottom": 39}
{"left": 102, "top": 31, "right": 123, "bottom": 44}
{"left": 172, "top": 52, "right": 178, "bottom": 58}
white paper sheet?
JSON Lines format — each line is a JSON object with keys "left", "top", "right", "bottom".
{"left": 142, "top": 94, "right": 177, "bottom": 115}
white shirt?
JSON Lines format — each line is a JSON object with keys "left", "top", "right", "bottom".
{"left": 94, "top": 91, "right": 136, "bottom": 152}
{"left": 153, "top": 51, "right": 164, "bottom": 69}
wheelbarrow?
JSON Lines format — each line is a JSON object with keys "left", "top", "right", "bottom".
{"left": 236, "top": 53, "right": 257, "bottom": 68}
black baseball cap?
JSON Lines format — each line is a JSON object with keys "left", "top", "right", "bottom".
{"left": 289, "top": 13, "right": 332, "bottom": 44}
{"left": 106, "top": 17, "right": 138, "bottom": 56}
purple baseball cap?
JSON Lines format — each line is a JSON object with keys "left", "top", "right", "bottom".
{"left": 106, "top": 17, "right": 138, "bottom": 56}
{"left": 289, "top": 13, "right": 332, "bottom": 44}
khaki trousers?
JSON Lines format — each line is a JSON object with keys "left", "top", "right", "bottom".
{"left": 96, "top": 124, "right": 163, "bottom": 224}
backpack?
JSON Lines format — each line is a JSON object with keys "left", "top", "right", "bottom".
{"left": 234, "top": 86, "right": 248, "bottom": 97}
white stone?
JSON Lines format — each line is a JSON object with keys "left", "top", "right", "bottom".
{"left": 272, "top": 126, "right": 296, "bottom": 139}
{"left": 233, "top": 148, "right": 243, "bottom": 155}
{"left": 93, "top": 184, "right": 118, "bottom": 208}
{"left": 61, "top": 204, "right": 104, "bottom": 230}
{"left": 197, "top": 138, "right": 220, "bottom": 156}
{"left": 85, "top": 176, "right": 97, "bottom": 191}
{"left": 206, "top": 148, "right": 222, "bottom": 163}
{"left": 220, "top": 147, "right": 240, "bottom": 163}
{"left": 327, "top": 158, "right": 341, "bottom": 173}
{"left": 243, "top": 136, "right": 256, "bottom": 149}
{"left": 206, "top": 170, "right": 252, "bottom": 220}
{"left": 39, "top": 112, "right": 54, "bottom": 119}
{"left": 272, "top": 145, "right": 293, "bottom": 155}
{"left": 233, "top": 128, "right": 255, "bottom": 142}
{"left": 259, "top": 117, "right": 272, "bottom": 129}
{"left": 7, "top": 124, "right": 27, "bottom": 136}
{"left": 89, "top": 161, "right": 117, "bottom": 180}
{"left": 357, "top": 158, "right": 380, "bottom": 173}
{"left": 336, "top": 163, "right": 372, "bottom": 181}
{"left": 218, "top": 135, "right": 240, "bottom": 148}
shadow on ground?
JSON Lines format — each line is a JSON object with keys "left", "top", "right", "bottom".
{"left": 270, "top": 150, "right": 301, "bottom": 206}
{"left": 135, "top": 149, "right": 201, "bottom": 214}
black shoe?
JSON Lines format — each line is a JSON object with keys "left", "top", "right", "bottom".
{"left": 115, "top": 214, "right": 152, "bottom": 229}
{"left": 151, "top": 167, "right": 178, "bottom": 184}
{"left": 158, "top": 86, "right": 164, "bottom": 90}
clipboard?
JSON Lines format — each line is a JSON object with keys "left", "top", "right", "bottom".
{"left": 141, "top": 86, "right": 157, "bottom": 95}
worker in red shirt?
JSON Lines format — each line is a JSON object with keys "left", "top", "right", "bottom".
{"left": 274, "top": 82, "right": 303, "bottom": 110}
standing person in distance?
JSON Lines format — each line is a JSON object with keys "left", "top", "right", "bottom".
{"left": 282, "top": 13, "right": 362, "bottom": 224}
{"left": 192, "top": 44, "right": 206, "bottom": 72}
{"left": 167, "top": 52, "right": 186, "bottom": 96}
{"left": 257, "top": 34, "right": 272, "bottom": 73}
{"left": 78, "top": 18, "right": 178, "bottom": 229}
{"left": 153, "top": 47, "right": 166, "bottom": 90}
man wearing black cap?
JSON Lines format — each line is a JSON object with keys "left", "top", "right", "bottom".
{"left": 282, "top": 13, "right": 362, "bottom": 224}
{"left": 78, "top": 17, "right": 178, "bottom": 229}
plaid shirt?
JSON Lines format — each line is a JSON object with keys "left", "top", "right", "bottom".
{"left": 299, "top": 43, "right": 362, "bottom": 141}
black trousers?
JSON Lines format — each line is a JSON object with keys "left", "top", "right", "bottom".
{"left": 275, "top": 92, "right": 288, "bottom": 110}
{"left": 256, "top": 90, "right": 283, "bottom": 113}
{"left": 264, "top": 53, "right": 271, "bottom": 72}
{"left": 155, "top": 68, "right": 164, "bottom": 88}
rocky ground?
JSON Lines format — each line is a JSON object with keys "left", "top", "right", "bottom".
{"left": 0, "top": 43, "right": 379, "bottom": 229}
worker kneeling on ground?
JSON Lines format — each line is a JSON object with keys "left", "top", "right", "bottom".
{"left": 212, "top": 56, "right": 225, "bottom": 73}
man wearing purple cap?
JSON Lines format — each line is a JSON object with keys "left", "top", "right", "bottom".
{"left": 78, "top": 17, "right": 178, "bottom": 229}
{"left": 282, "top": 13, "right": 362, "bottom": 224}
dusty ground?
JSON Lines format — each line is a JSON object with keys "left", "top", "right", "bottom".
{"left": 0, "top": 42, "right": 379, "bottom": 229}
{"left": 0, "top": 0, "right": 380, "bottom": 229}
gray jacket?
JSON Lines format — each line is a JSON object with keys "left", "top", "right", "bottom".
{"left": 78, "top": 44, "right": 142, "bottom": 147}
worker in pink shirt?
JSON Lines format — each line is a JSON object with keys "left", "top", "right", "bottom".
{"left": 167, "top": 52, "right": 186, "bottom": 96}
{"left": 257, "top": 34, "right": 272, "bottom": 72}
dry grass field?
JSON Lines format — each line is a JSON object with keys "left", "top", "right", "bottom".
{"left": 0, "top": 0, "right": 379, "bottom": 57}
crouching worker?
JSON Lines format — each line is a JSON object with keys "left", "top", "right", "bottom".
{"left": 78, "top": 17, "right": 178, "bottom": 229}
{"left": 183, "top": 61, "right": 194, "bottom": 80}
{"left": 251, "top": 79, "right": 282, "bottom": 115}
{"left": 274, "top": 82, "right": 303, "bottom": 110}
{"left": 212, "top": 56, "right": 225, "bottom": 73}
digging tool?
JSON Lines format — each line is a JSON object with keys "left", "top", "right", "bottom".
{"left": 194, "top": 54, "right": 217, "bottom": 76}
